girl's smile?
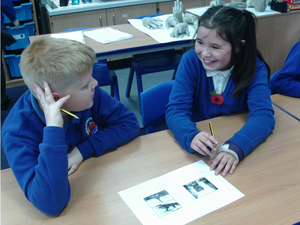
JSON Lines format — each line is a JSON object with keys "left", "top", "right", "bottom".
{"left": 202, "top": 58, "right": 217, "bottom": 66}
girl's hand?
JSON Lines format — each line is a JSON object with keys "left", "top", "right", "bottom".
{"left": 191, "top": 132, "right": 218, "bottom": 156}
{"left": 210, "top": 152, "right": 238, "bottom": 176}
{"left": 32, "top": 81, "right": 70, "bottom": 128}
{"left": 67, "top": 147, "right": 83, "bottom": 176}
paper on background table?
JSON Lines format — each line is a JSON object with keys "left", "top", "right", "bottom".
{"left": 128, "top": 14, "right": 196, "bottom": 44}
{"left": 51, "top": 31, "right": 85, "bottom": 43}
{"left": 83, "top": 27, "right": 133, "bottom": 44}
{"left": 186, "top": 6, "right": 280, "bottom": 17}
{"left": 119, "top": 160, "right": 245, "bottom": 225}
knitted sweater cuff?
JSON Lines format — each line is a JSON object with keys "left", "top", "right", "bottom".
{"left": 218, "top": 141, "right": 244, "bottom": 163}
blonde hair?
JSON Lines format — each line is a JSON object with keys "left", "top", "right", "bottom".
{"left": 20, "top": 36, "right": 96, "bottom": 93}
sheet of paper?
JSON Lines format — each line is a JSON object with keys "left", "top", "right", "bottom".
{"left": 51, "top": 31, "right": 85, "bottom": 43}
{"left": 128, "top": 14, "right": 196, "bottom": 44}
{"left": 83, "top": 27, "right": 133, "bottom": 44}
{"left": 119, "top": 160, "right": 244, "bottom": 225}
{"left": 186, "top": 6, "right": 280, "bottom": 17}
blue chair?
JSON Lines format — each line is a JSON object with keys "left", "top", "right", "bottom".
{"left": 126, "top": 15, "right": 181, "bottom": 106}
{"left": 61, "top": 27, "right": 120, "bottom": 100}
{"left": 140, "top": 80, "right": 174, "bottom": 134}
{"left": 92, "top": 60, "right": 120, "bottom": 100}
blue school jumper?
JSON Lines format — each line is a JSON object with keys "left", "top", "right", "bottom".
{"left": 2, "top": 86, "right": 140, "bottom": 215}
{"left": 166, "top": 49, "right": 275, "bottom": 158}
{"left": 270, "top": 40, "right": 300, "bottom": 97}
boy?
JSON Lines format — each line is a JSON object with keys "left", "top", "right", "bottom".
{"left": 1, "top": 37, "right": 140, "bottom": 215}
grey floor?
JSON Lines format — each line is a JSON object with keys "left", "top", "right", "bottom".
{"left": 102, "top": 67, "right": 174, "bottom": 127}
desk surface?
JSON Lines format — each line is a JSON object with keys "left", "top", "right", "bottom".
{"left": 271, "top": 94, "right": 300, "bottom": 121}
{"left": 29, "top": 24, "right": 194, "bottom": 60}
{"left": 2, "top": 105, "right": 300, "bottom": 224}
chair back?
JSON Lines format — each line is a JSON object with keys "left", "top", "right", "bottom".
{"left": 140, "top": 80, "right": 174, "bottom": 134}
{"left": 92, "top": 60, "right": 114, "bottom": 86}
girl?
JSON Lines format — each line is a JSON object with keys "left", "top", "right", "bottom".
{"left": 166, "top": 6, "right": 275, "bottom": 176}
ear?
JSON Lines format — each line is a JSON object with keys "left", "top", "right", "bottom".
{"left": 52, "top": 92, "right": 60, "bottom": 102}
{"left": 235, "top": 40, "right": 246, "bottom": 53}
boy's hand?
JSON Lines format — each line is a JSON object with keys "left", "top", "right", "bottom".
{"left": 210, "top": 152, "right": 238, "bottom": 176}
{"left": 191, "top": 132, "right": 218, "bottom": 156}
{"left": 67, "top": 147, "right": 83, "bottom": 176}
{"left": 32, "top": 81, "right": 70, "bottom": 128}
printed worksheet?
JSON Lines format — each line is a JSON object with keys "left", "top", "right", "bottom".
{"left": 119, "top": 160, "right": 244, "bottom": 225}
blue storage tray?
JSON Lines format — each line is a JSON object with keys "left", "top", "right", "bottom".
{"left": 5, "top": 21, "right": 35, "bottom": 51}
{"left": 4, "top": 2, "right": 32, "bottom": 23}
{"left": 4, "top": 54, "right": 22, "bottom": 78}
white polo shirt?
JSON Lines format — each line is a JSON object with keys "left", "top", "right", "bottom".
{"left": 206, "top": 67, "right": 233, "bottom": 94}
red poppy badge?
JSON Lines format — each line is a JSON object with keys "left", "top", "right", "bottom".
{"left": 210, "top": 90, "right": 224, "bottom": 105}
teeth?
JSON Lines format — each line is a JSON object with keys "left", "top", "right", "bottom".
{"left": 204, "top": 59, "right": 213, "bottom": 63}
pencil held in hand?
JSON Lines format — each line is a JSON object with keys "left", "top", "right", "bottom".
{"left": 209, "top": 122, "right": 214, "bottom": 137}
{"left": 61, "top": 108, "right": 79, "bottom": 119}
{"left": 209, "top": 122, "right": 217, "bottom": 148}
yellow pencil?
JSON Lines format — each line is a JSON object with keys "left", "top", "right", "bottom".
{"left": 209, "top": 122, "right": 214, "bottom": 137}
{"left": 61, "top": 108, "right": 79, "bottom": 119}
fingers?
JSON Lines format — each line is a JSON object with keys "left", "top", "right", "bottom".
{"left": 174, "top": 0, "right": 181, "bottom": 10}
{"left": 57, "top": 95, "right": 71, "bottom": 107}
{"left": 210, "top": 152, "right": 238, "bottom": 176}
{"left": 68, "top": 164, "right": 78, "bottom": 176}
{"left": 68, "top": 155, "right": 77, "bottom": 176}
{"left": 32, "top": 81, "right": 43, "bottom": 96}
{"left": 153, "top": 18, "right": 163, "bottom": 22}
{"left": 142, "top": 17, "right": 163, "bottom": 29}
{"left": 32, "top": 81, "right": 51, "bottom": 99}
{"left": 191, "top": 139, "right": 212, "bottom": 155}
{"left": 33, "top": 81, "right": 70, "bottom": 107}
{"left": 150, "top": 19, "right": 163, "bottom": 28}
{"left": 32, "top": 81, "right": 48, "bottom": 108}
{"left": 174, "top": 0, "right": 183, "bottom": 12}
{"left": 67, "top": 147, "right": 83, "bottom": 176}
{"left": 179, "top": 1, "right": 183, "bottom": 11}
{"left": 191, "top": 132, "right": 218, "bottom": 156}
{"left": 150, "top": 22, "right": 161, "bottom": 29}
{"left": 200, "top": 131, "right": 218, "bottom": 151}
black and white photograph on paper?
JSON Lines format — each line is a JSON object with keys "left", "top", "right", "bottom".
{"left": 183, "top": 177, "right": 218, "bottom": 199}
{"left": 144, "top": 190, "right": 182, "bottom": 217}
{"left": 118, "top": 160, "right": 245, "bottom": 225}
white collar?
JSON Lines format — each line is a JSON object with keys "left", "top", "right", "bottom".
{"left": 206, "top": 66, "right": 233, "bottom": 78}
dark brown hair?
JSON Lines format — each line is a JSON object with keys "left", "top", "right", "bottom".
{"left": 198, "top": 6, "right": 270, "bottom": 97}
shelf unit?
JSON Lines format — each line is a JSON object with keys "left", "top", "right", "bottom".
{"left": 3, "top": 0, "right": 38, "bottom": 88}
